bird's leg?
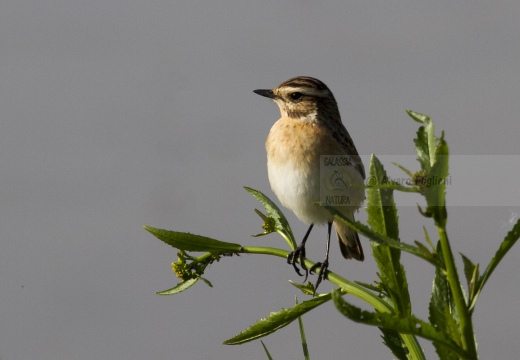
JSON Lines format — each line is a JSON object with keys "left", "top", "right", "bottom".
{"left": 287, "top": 223, "right": 314, "bottom": 281}
{"left": 309, "top": 222, "right": 332, "bottom": 292}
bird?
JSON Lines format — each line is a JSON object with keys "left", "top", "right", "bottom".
{"left": 253, "top": 76, "right": 365, "bottom": 291}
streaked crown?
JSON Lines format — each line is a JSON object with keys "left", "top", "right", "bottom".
{"left": 254, "top": 76, "right": 341, "bottom": 124}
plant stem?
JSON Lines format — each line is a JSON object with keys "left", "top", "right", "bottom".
{"left": 327, "top": 273, "right": 425, "bottom": 360}
{"left": 241, "top": 246, "right": 426, "bottom": 360}
{"left": 437, "top": 227, "right": 478, "bottom": 357}
{"left": 242, "top": 246, "right": 388, "bottom": 310}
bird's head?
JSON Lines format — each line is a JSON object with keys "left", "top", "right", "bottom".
{"left": 254, "top": 76, "right": 340, "bottom": 124}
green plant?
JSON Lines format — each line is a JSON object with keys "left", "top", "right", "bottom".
{"left": 144, "top": 110, "right": 519, "bottom": 359}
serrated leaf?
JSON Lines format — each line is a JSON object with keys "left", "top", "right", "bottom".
{"left": 425, "top": 117, "right": 436, "bottom": 166}
{"left": 244, "top": 187, "right": 297, "bottom": 249}
{"left": 288, "top": 280, "right": 316, "bottom": 296}
{"left": 379, "top": 328, "right": 408, "bottom": 360}
{"left": 332, "top": 290, "right": 467, "bottom": 358}
{"left": 156, "top": 278, "right": 198, "bottom": 295}
{"left": 223, "top": 293, "right": 331, "bottom": 345}
{"left": 429, "top": 243, "right": 461, "bottom": 359}
{"left": 423, "top": 135, "right": 448, "bottom": 227}
{"left": 414, "top": 126, "right": 431, "bottom": 171}
{"left": 407, "top": 110, "right": 436, "bottom": 167}
{"left": 366, "top": 154, "right": 400, "bottom": 239}
{"left": 470, "top": 218, "right": 520, "bottom": 311}
{"left": 366, "top": 155, "right": 410, "bottom": 316}
{"left": 144, "top": 226, "right": 242, "bottom": 252}
{"left": 324, "top": 205, "right": 440, "bottom": 268}
{"left": 406, "top": 110, "right": 436, "bottom": 170}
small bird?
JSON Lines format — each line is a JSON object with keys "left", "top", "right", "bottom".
{"left": 254, "top": 76, "right": 365, "bottom": 291}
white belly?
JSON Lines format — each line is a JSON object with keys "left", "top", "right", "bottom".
{"left": 267, "top": 159, "right": 331, "bottom": 224}
{"left": 267, "top": 159, "right": 365, "bottom": 226}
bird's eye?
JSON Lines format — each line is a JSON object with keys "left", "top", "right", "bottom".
{"left": 290, "top": 92, "right": 303, "bottom": 100}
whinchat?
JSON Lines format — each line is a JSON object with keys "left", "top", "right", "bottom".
{"left": 254, "top": 76, "right": 365, "bottom": 291}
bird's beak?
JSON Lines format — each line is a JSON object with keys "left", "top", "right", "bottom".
{"left": 253, "top": 89, "right": 276, "bottom": 99}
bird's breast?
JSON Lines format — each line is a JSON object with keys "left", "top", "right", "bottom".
{"left": 265, "top": 118, "right": 341, "bottom": 164}
{"left": 265, "top": 118, "right": 339, "bottom": 223}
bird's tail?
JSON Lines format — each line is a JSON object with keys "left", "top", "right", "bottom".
{"left": 333, "top": 214, "right": 364, "bottom": 261}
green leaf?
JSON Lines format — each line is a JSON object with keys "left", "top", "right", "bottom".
{"left": 460, "top": 253, "right": 479, "bottom": 304}
{"left": 414, "top": 126, "right": 432, "bottom": 172}
{"left": 429, "top": 243, "right": 462, "bottom": 359}
{"left": 470, "top": 218, "right": 520, "bottom": 311}
{"left": 323, "top": 206, "right": 441, "bottom": 268}
{"left": 144, "top": 226, "right": 242, "bottom": 252}
{"left": 156, "top": 278, "right": 198, "bottom": 295}
{"left": 199, "top": 276, "right": 213, "bottom": 288}
{"left": 366, "top": 154, "right": 400, "bottom": 239}
{"left": 296, "top": 298, "right": 310, "bottom": 360}
{"left": 332, "top": 290, "right": 468, "bottom": 358}
{"left": 366, "top": 154, "right": 410, "bottom": 317}
{"left": 423, "top": 135, "right": 449, "bottom": 227}
{"left": 252, "top": 209, "right": 277, "bottom": 237}
{"left": 379, "top": 328, "right": 408, "bottom": 360}
{"left": 260, "top": 341, "right": 273, "bottom": 360}
{"left": 288, "top": 280, "right": 316, "bottom": 296}
{"left": 244, "top": 187, "right": 297, "bottom": 250}
{"left": 422, "top": 226, "right": 435, "bottom": 252}
{"left": 425, "top": 117, "right": 436, "bottom": 166}
{"left": 407, "top": 110, "right": 436, "bottom": 167}
{"left": 406, "top": 109, "right": 430, "bottom": 124}
{"left": 414, "top": 241, "right": 435, "bottom": 259}
{"left": 223, "top": 293, "right": 332, "bottom": 345}
{"left": 460, "top": 254, "right": 476, "bottom": 288}
{"left": 392, "top": 161, "right": 414, "bottom": 178}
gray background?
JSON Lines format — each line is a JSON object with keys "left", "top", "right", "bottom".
{"left": 1, "top": 1, "right": 519, "bottom": 359}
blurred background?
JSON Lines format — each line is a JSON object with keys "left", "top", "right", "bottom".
{"left": 1, "top": 1, "right": 519, "bottom": 359}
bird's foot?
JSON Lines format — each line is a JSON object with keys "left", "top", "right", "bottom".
{"left": 287, "top": 244, "right": 309, "bottom": 281}
{"left": 309, "top": 258, "right": 329, "bottom": 293}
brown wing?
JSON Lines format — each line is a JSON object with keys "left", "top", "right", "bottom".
{"left": 326, "top": 122, "right": 365, "bottom": 179}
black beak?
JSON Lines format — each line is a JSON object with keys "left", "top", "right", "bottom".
{"left": 253, "top": 89, "right": 276, "bottom": 99}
